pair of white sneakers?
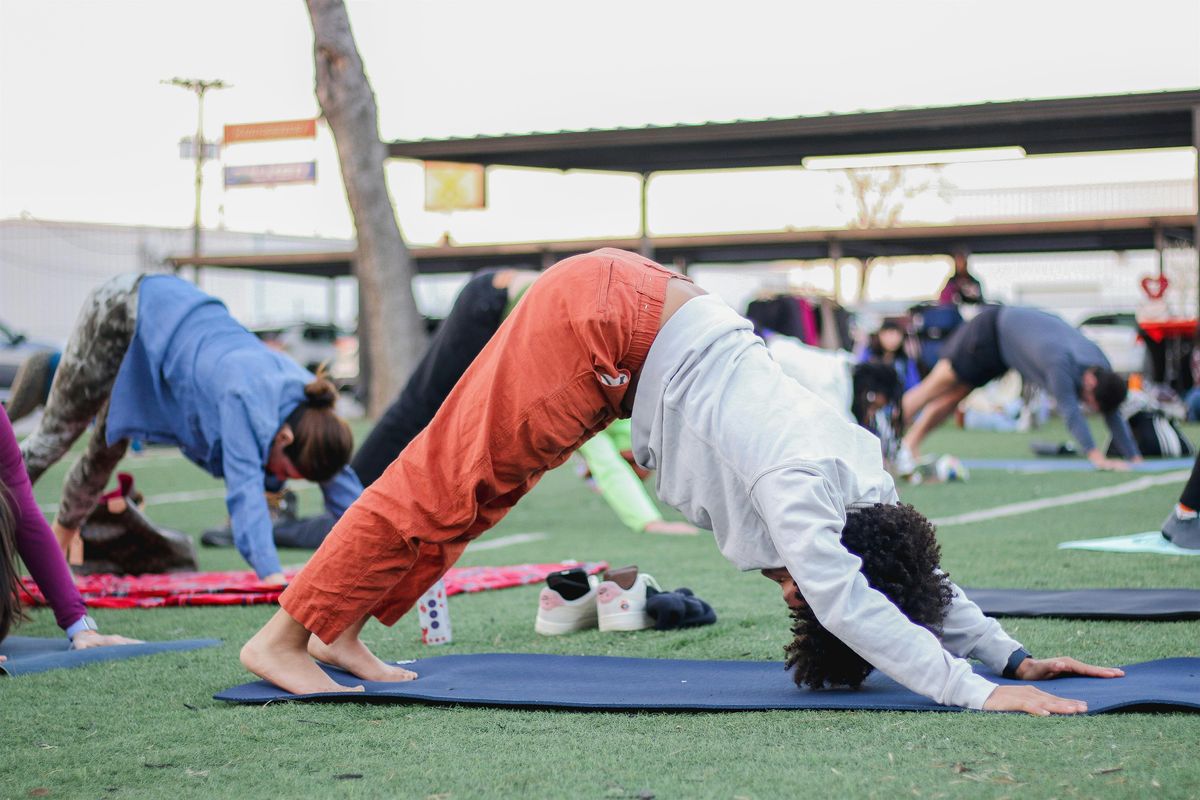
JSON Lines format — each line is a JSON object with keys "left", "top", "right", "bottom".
{"left": 535, "top": 566, "right": 661, "bottom": 635}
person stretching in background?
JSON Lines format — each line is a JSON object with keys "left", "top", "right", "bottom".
{"left": 16, "top": 274, "right": 362, "bottom": 582}
{"left": 577, "top": 418, "right": 696, "bottom": 535}
{"left": 900, "top": 305, "right": 1141, "bottom": 472}
{"left": 241, "top": 249, "right": 1120, "bottom": 715}
{"left": 937, "top": 251, "right": 984, "bottom": 306}
{"left": 860, "top": 320, "right": 921, "bottom": 393}
{"left": 1, "top": 407, "right": 137, "bottom": 654}
{"left": 1161, "top": 455, "right": 1200, "bottom": 550}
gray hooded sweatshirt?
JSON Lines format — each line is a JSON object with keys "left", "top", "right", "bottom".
{"left": 631, "top": 295, "right": 1021, "bottom": 710}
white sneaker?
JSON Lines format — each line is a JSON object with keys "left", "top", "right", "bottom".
{"left": 534, "top": 576, "right": 599, "bottom": 635}
{"left": 893, "top": 444, "right": 916, "bottom": 477}
{"left": 597, "top": 570, "right": 661, "bottom": 632}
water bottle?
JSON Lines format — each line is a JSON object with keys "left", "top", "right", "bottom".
{"left": 416, "top": 578, "right": 452, "bottom": 645}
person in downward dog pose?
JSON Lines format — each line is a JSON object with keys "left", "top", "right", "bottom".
{"left": 220, "top": 268, "right": 690, "bottom": 547}
{"left": 899, "top": 305, "right": 1140, "bottom": 472}
{"left": 1, "top": 407, "right": 138, "bottom": 656}
{"left": 242, "top": 249, "right": 1121, "bottom": 715}
{"left": 19, "top": 274, "right": 361, "bottom": 582}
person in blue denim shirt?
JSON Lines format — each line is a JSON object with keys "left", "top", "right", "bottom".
{"left": 20, "top": 274, "right": 361, "bottom": 582}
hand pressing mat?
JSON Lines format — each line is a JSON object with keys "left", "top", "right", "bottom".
{"left": 215, "top": 654, "right": 1200, "bottom": 714}
{"left": 0, "top": 636, "right": 220, "bottom": 676}
{"left": 961, "top": 458, "right": 1192, "bottom": 473}
{"left": 965, "top": 588, "right": 1200, "bottom": 620}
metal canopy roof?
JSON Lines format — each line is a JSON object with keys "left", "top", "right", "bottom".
{"left": 168, "top": 214, "right": 1195, "bottom": 278}
{"left": 387, "top": 90, "right": 1200, "bottom": 173}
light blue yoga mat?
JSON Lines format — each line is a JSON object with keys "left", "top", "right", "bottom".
{"left": 1058, "top": 532, "right": 1200, "bottom": 556}
{"left": 0, "top": 635, "right": 221, "bottom": 676}
{"left": 962, "top": 458, "right": 1192, "bottom": 474}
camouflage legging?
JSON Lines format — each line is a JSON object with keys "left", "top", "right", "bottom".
{"left": 21, "top": 274, "right": 143, "bottom": 530}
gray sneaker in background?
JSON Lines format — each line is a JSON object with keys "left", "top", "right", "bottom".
{"left": 1161, "top": 511, "right": 1200, "bottom": 550}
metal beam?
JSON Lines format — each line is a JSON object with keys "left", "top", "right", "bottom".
{"left": 167, "top": 215, "right": 1195, "bottom": 278}
{"left": 388, "top": 90, "right": 1200, "bottom": 173}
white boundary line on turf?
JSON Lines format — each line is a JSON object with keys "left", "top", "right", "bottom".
{"left": 932, "top": 470, "right": 1189, "bottom": 528}
{"left": 37, "top": 483, "right": 321, "bottom": 514}
{"left": 467, "top": 532, "right": 549, "bottom": 551}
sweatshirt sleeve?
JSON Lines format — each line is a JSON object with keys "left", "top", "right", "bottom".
{"left": 939, "top": 580, "right": 1023, "bottom": 672}
{"left": 321, "top": 465, "right": 363, "bottom": 519}
{"left": 751, "top": 467, "right": 998, "bottom": 710}
{"left": 218, "top": 395, "right": 282, "bottom": 578}
{"left": 1, "top": 409, "right": 89, "bottom": 632}
{"left": 1047, "top": 366, "right": 1096, "bottom": 454}
{"left": 578, "top": 429, "right": 662, "bottom": 533}
{"left": 1104, "top": 410, "right": 1141, "bottom": 460}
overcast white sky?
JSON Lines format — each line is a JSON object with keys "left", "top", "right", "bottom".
{"left": 1, "top": 0, "right": 1198, "bottom": 244}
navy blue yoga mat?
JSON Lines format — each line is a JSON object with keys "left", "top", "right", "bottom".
{"left": 0, "top": 635, "right": 220, "bottom": 676}
{"left": 961, "top": 458, "right": 1191, "bottom": 473}
{"left": 966, "top": 588, "right": 1200, "bottom": 621}
{"left": 215, "top": 654, "right": 1200, "bottom": 714}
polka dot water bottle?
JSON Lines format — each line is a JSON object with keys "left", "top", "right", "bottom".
{"left": 416, "top": 578, "right": 452, "bottom": 645}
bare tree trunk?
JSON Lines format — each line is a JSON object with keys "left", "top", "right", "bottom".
{"left": 306, "top": 0, "right": 425, "bottom": 416}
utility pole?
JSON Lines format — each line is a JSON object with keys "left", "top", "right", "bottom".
{"left": 162, "top": 77, "right": 230, "bottom": 260}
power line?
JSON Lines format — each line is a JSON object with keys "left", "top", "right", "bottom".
{"left": 161, "top": 77, "right": 231, "bottom": 260}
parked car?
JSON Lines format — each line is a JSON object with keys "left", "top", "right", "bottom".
{"left": 0, "top": 319, "right": 57, "bottom": 408}
{"left": 1077, "top": 312, "right": 1147, "bottom": 376}
{"left": 252, "top": 321, "right": 359, "bottom": 392}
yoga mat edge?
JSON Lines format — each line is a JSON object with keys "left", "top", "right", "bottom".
{"left": 1058, "top": 532, "right": 1200, "bottom": 556}
{"left": 0, "top": 635, "right": 222, "bottom": 676}
{"left": 965, "top": 587, "right": 1200, "bottom": 621}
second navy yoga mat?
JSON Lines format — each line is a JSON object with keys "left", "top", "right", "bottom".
{"left": 966, "top": 588, "right": 1200, "bottom": 621}
{"left": 216, "top": 654, "right": 1200, "bottom": 714}
{"left": 0, "top": 636, "right": 220, "bottom": 676}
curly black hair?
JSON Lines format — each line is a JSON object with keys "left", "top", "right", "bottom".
{"left": 784, "top": 502, "right": 953, "bottom": 690}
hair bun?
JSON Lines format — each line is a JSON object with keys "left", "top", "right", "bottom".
{"left": 304, "top": 365, "right": 338, "bottom": 410}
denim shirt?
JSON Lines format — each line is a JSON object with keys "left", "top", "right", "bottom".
{"left": 106, "top": 275, "right": 362, "bottom": 577}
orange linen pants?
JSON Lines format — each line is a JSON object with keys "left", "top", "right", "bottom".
{"left": 281, "top": 248, "right": 685, "bottom": 643}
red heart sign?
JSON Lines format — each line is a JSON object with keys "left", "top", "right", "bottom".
{"left": 1141, "top": 275, "right": 1169, "bottom": 299}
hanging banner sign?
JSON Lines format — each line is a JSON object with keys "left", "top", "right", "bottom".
{"left": 424, "top": 161, "right": 487, "bottom": 212}
{"left": 224, "top": 161, "right": 317, "bottom": 188}
{"left": 223, "top": 118, "right": 317, "bottom": 144}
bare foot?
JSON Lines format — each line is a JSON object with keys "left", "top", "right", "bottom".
{"left": 308, "top": 633, "right": 418, "bottom": 683}
{"left": 240, "top": 630, "right": 361, "bottom": 696}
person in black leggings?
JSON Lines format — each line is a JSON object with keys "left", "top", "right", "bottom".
{"left": 1162, "top": 457, "right": 1200, "bottom": 548}
{"left": 349, "top": 270, "right": 531, "bottom": 486}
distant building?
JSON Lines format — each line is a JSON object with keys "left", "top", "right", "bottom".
{"left": 0, "top": 218, "right": 355, "bottom": 344}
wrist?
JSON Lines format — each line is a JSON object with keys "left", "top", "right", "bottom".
{"left": 65, "top": 614, "right": 99, "bottom": 642}
{"left": 1003, "top": 647, "right": 1032, "bottom": 679}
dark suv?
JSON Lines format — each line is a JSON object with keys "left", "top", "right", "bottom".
{"left": 0, "top": 320, "right": 57, "bottom": 411}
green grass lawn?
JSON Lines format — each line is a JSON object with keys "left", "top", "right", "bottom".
{"left": 2, "top": 420, "right": 1198, "bottom": 799}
